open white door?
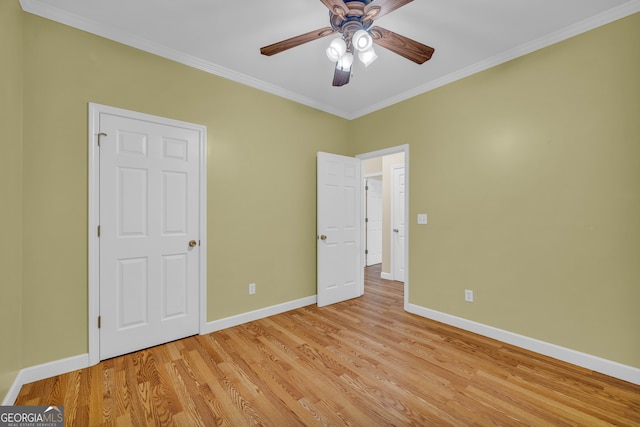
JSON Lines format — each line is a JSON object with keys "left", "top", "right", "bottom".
{"left": 317, "top": 152, "right": 363, "bottom": 307}
{"left": 365, "top": 177, "right": 383, "bottom": 266}
{"left": 392, "top": 165, "right": 406, "bottom": 282}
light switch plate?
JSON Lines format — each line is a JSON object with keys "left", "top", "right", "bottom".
{"left": 417, "top": 214, "right": 427, "bottom": 224}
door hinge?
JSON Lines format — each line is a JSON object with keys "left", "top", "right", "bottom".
{"left": 97, "top": 132, "right": 107, "bottom": 147}
{"left": 97, "top": 225, "right": 101, "bottom": 237}
{"left": 365, "top": 217, "right": 369, "bottom": 223}
{"left": 365, "top": 249, "right": 369, "bottom": 255}
{"left": 365, "top": 185, "right": 368, "bottom": 191}
{"left": 98, "top": 316, "right": 101, "bottom": 329}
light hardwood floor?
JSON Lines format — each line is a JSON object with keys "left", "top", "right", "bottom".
{"left": 16, "top": 265, "right": 640, "bottom": 426}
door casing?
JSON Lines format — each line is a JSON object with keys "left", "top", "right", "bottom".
{"left": 87, "top": 103, "right": 207, "bottom": 365}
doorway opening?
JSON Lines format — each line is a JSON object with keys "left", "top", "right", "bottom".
{"left": 357, "top": 144, "right": 409, "bottom": 309}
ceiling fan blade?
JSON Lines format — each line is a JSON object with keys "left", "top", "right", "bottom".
{"left": 260, "top": 27, "right": 335, "bottom": 56}
{"left": 370, "top": 26, "right": 434, "bottom": 64}
{"left": 320, "top": 0, "right": 350, "bottom": 17}
{"left": 332, "top": 65, "right": 351, "bottom": 87}
{"left": 364, "top": 0, "right": 413, "bottom": 21}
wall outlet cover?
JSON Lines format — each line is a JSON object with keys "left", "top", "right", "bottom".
{"left": 465, "top": 289, "right": 474, "bottom": 302}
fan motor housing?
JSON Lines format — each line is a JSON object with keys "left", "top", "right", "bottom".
{"left": 329, "top": 0, "right": 376, "bottom": 36}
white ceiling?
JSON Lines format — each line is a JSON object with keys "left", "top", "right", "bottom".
{"left": 20, "top": 0, "right": 639, "bottom": 119}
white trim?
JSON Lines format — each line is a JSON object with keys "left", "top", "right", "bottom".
{"left": 87, "top": 104, "right": 100, "bottom": 366}
{"left": 380, "top": 272, "right": 393, "bottom": 281}
{"left": 2, "top": 354, "right": 89, "bottom": 405}
{"left": 6, "top": 302, "right": 638, "bottom": 405}
{"left": 406, "top": 303, "right": 640, "bottom": 386}
{"left": 363, "top": 172, "right": 383, "bottom": 179}
{"left": 202, "top": 296, "right": 317, "bottom": 334}
{"left": 198, "top": 117, "right": 208, "bottom": 339}
{"left": 88, "top": 103, "right": 207, "bottom": 366}
{"left": 19, "top": 0, "right": 640, "bottom": 120}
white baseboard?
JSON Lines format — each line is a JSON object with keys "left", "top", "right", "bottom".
{"left": 2, "top": 354, "right": 89, "bottom": 405}
{"left": 406, "top": 303, "right": 640, "bottom": 386}
{"left": 202, "top": 295, "right": 317, "bottom": 334}
{"left": 8, "top": 299, "right": 636, "bottom": 406}
{"left": 380, "top": 272, "right": 392, "bottom": 280}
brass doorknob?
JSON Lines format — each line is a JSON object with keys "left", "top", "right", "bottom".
{"left": 319, "top": 235, "right": 327, "bottom": 241}
{"left": 189, "top": 240, "right": 197, "bottom": 248}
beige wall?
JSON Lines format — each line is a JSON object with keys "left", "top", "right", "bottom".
{"left": 0, "top": 0, "right": 24, "bottom": 401}
{"left": 362, "top": 157, "right": 382, "bottom": 175}
{"left": 2, "top": 1, "right": 638, "bottom": 403}
{"left": 17, "top": 8, "right": 348, "bottom": 369}
{"left": 350, "top": 13, "right": 640, "bottom": 368}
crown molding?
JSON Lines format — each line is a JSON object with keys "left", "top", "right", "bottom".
{"left": 18, "top": 0, "right": 352, "bottom": 119}
{"left": 19, "top": 0, "right": 640, "bottom": 120}
{"left": 349, "top": 0, "right": 640, "bottom": 119}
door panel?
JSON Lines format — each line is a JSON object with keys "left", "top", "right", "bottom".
{"left": 162, "top": 254, "right": 188, "bottom": 318}
{"left": 118, "top": 257, "right": 148, "bottom": 328}
{"left": 119, "top": 167, "right": 148, "bottom": 236}
{"left": 163, "top": 171, "right": 188, "bottom": 234}
{"left": 317, "top": 152, "right": 362, "bottom": 307}
{"left": 99, "top": 113, "right": 200, "bottom": 360}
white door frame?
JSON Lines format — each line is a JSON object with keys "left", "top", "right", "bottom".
{"left": 356, "top": 144, "right": 409, "bottom": 309}
{"left": 87, "top": 103, "right": 207, "bottom": 366}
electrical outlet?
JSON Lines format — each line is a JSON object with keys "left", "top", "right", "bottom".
{"left": 465, "top": 289, "right": 474, "bottom": 302}
{"left": 249, "top": 283, "right": 256, "bottom": 295}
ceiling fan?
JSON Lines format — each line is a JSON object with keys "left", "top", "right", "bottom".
{"left": 260, "top": 0, "right": 435, "bottom": 87}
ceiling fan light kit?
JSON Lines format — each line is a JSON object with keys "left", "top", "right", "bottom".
{"left": 326, "top": 38, "right": 347, "bottom": 61}
{"left": 336, "top": 51, "right": 354, "bottom": 71}
{"left": 352, "top": 29, "right": 373, "bottom": 51}
{"left": 326, "top": 36, "right": 375, "bottom": 69}
{"left": 327, "top": 29, "right": 377, "bottom": 70}
{"left": 358, "top": 47, "right": 378, "bottom": 67}
{"left": 260, "top": 0, "right": 435, "bottom": 87}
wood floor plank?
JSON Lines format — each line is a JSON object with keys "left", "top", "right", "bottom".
{"left": 14, "top": 264, "right": 640, "bottom": 426}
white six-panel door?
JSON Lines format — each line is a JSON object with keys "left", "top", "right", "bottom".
{"left": 317, "top": 152, "right": 363, "bottom": 307}
{"left": 366, "top": 177, "right": 383, "bottom": 266}
{"left": 99, "top": 113, "right": 200, "bottom": 360}
{"left": 392, "top": 165, "right": 406, "bottom": 283}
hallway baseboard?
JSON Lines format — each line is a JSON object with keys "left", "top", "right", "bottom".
{"left": 202, "top": 295, "right": 317, "bottom": 335}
